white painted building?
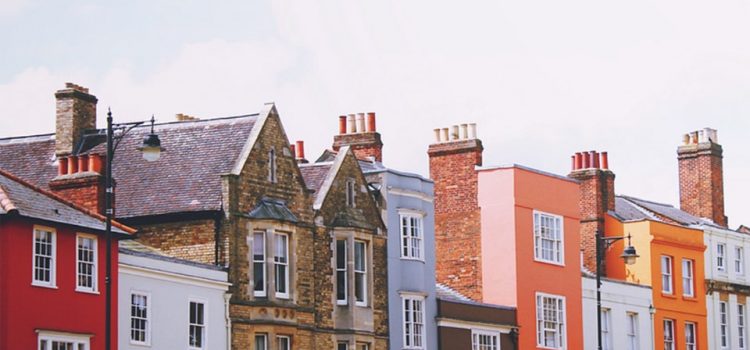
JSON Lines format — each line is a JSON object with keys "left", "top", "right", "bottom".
{"left": 582, "top": 275, "right": 653, "bottom": 350}
{"left": 118, "top": 241, "right": 231, "bottom": 350}
{"left": 704, "top": 224, "right": 750, "bottom": 350}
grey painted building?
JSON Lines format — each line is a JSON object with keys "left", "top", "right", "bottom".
{"left": 118, "top": 241, "right": 231, "bottom": 350}
{"left": 362, "top": 161, "right": 438, "bottom": 350}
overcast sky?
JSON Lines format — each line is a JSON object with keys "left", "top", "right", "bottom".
{"left": 1, "top": 0, "right": 748, "bottom": 226}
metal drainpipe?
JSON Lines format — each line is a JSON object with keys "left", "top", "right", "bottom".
{"left": 224, "top": 293, "right": 232, "bottom": 350}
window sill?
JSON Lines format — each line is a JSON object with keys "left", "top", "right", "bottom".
{"left": 399, "top": 257, "right": 425, "bottom": 263}
{"left": 75, "top": 288, "right": 100, "bottom": 295}
{"left": 661, "top": 293, "right": 677, "bottom": 299}
{"left": 682, "top": 295, "right": 698, "bottom": 302}
{"left": 336, "top": 301, "right": 348, "bottom": 306}
{"left": 533, "top": 258, "right": 565, "bottom": 267}
{"left": 355, "top": 302, "right": 369, "bottom": 308}
{"left": 31, "top": 282, "right": 57, "bottom": 289}
{"left": 130, "top": 341, "right": 151, "bottom": 347}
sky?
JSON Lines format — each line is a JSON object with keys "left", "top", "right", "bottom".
{"left": 0, "top": 0, "right": 748, "bottom": 226}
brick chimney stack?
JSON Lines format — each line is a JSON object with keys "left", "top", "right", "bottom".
{"left": 55, "top": 83, "right": 97, "bottom": 156}
{"left": 677, "top": 128, "right": 727, "bottom": 227}
{"left": 428, "top": 123, "right": 484, "bottom": 301}
{"left": 49, "top": 83, "right": 106, "bottom": 214}
{"left": 569, "top": 150, "right": 615, "bottom": 274}
{"left": 332, "top": 112, "right": 383, "bottom": 162}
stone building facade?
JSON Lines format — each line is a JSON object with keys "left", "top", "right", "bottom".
{"left": 0, "top": 84, "right": 388, "bottom": 350}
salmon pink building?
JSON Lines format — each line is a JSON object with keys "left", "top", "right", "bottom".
{"left": 428, "top": 124, "right": 583, "bottom": 350}
{"left": 0, "top": 168, "right": 134, "bottom": 350}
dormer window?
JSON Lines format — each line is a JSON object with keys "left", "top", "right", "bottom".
{"left": 346, "top": 179, "right": 356, "bottom": 207}
{"left": 268, "top": 148, "right": 277, "bottom": 183}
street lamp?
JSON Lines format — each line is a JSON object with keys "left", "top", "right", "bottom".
{"left": 105, "top": 109, "right": 162, "bottom": 350}
{"left": 596, "top": 231, "right": 639, "bottom": 350}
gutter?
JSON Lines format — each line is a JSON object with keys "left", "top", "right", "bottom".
{"left": 224, "top": 293, "right": 232, "bottom": 350}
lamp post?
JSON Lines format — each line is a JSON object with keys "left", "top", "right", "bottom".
{"left": 595, "top": 231, "right": 639, "bottom": 350}
{"left": 104, "top": 109, "right": 162, "bottom": 350}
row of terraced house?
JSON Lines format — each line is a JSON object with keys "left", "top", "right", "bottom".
{"left": 0, "top": 83, "right": 746, "bottom": 350}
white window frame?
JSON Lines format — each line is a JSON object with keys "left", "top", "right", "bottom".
{"left": 718, "top": 243, "right": 727, "bottom": 271}
{"left": 720, "top": 301, "right": 729, "bottom": 348}
{"left": 663, "top": 319, "right": 675, "bottom": 350}
{"left": 189, "top": 299, "right": 207, "bottom": 350}
{"left": 252, "top": 231, "right": 267, "bottom": 297}
{"left": 536, "top": 292, "right": 566, "bottom": 349}
{"left": 533, "top": 211, "right": 565, "bottom": 266}
{"left": 626, "top": 312, "right": 639, "bottom": 350}
{"left": 354, "top": 240, "right": 368, "bottom": 306}
{"left": 37, "top": 331, "right": 91, "bottom": 350}
{"left": 399, "top": 212, "right": 425, "bottom": 261}
{"left": 255, "top": 334, "right": 268, "bottom": 350}
{"left": 277, "top": 335, "right": 291, "bottom": 350}
{"left": 740, "top": 304, "right": 747, "bottom": 350}
{"left": 268, "top": 147, "right": 277, "bottom": 183}
{"left": 737, "top": 246, "right": 745, "bottom": 276}
{"left": 472, "top": 329, "right": 500, "bottom": 350}
{"left": 129, "top": 291, "right": 151, "bottom": 346}
{"left": 661, "top": 256, "right": 673, "bottom": 294}
{"left": 403, "top": 294, "right": 426, "bottom": 350}
{"left": 601, "top": 308, "right": 612, "bottom": 350}
{"left": 75, "top": 233, "right": 98, "bottom": 293}
{"left": 274, "top": 232, "right": 290, "bottom": 299}
{"left": 682, "top": 258, "right": 694, "bottom": 297}
{"left": 685, "top": 322, "right": 697, "bottom": 350}
{"left": 32, "top": 227, "right": 56, "bottom": 288}
{"left": 336, "top": 238, "right": 348, "bottom": 305}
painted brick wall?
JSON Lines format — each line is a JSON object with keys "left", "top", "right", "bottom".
{"left": 428, "top": 139, "right": 484, "bottom": 301}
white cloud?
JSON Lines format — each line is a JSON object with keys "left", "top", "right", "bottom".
{"left": 0, "top": 1, "right": 748, "bottom": 225}
{"left": 0, "top": 0, "right": 31, "bottom": 17}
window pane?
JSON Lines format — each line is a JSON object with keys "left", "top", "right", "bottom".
{"left": 336, "top": 239, "right": 347, "bottom": 302}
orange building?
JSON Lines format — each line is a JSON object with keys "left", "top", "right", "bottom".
{"left": 571, "top": 151, "right": 707, "bottom": 350}
{"left": 429, "top": 126, "right": 584, "bottom": 350}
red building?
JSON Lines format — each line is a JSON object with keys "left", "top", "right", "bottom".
{"left": 0, "top": 168, "right": 134, "bottom": 350}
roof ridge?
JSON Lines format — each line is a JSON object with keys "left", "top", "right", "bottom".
{"left": 618, "top": 194, "right": 675, "bottom": 208}
{"left": 0, "top": 132, "right": 55, "bottom": 142}
{"left": 0, "top": 168, "right": 135, "bottom": 234}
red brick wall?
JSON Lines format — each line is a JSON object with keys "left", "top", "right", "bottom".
{"left": 332, "top": 133, "right": 383, "bottom": 162}
{"left": 49, "top": 174, "right": 106, "bottom": 215}
{"left": 678, "top": 142, "right": 727, "bottom": 227}
{"left": 569, "top": 168, "right": 615, "bottom": 274}
{"left": 428, "top": 139, "right": 483, "bottom": 301}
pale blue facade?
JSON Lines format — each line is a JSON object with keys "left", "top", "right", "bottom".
{"left": 363, "top": 163, "right": 437, "bottom": 350}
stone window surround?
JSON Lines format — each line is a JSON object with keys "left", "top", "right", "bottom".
{"left": 252, "top": 328, "right": 295, "bottom": 350}
{"left": 333, "top": 228, "right": 373, "bottom": 309}
{"left": 335, "top": 334, "right": 375, "bottom": 350}
{"left": 247, "top": 221, "right": 297, "bottom": 303}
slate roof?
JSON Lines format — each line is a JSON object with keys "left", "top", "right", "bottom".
{"left": 0, "top": 168, "right": 132, "bottom": 234}
{"left": 613, "top": 195, "right": 706, "bottom": 226}
{"left": 246, "top": 197, "right": 298, "bottom": 223}
{"left": 299, "top": 163, "right": 333, "bottom": 196}
{"left": 0, "top": 115, "right": 258, "bottom": 218}
{"left": 435, "top": 283, "right": 471, "bottom": 302}
{"left": 119, "top": 240, "right": 225, "bottom": 272}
